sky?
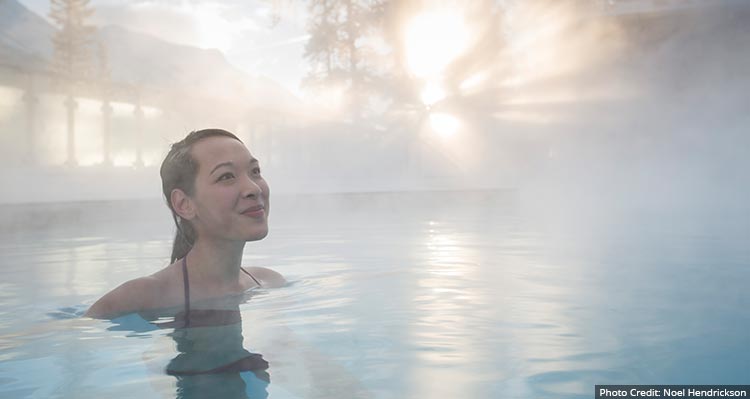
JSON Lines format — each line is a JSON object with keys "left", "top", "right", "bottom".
{"left": 19, "top": 0, "right": 311, "bottom": 96}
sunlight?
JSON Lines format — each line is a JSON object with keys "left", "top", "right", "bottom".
{"left": 492, "top": 110, "right": 556, "bottom": 125}
{"left": 420, "top": 81, "right": 446, "bottom": 106}
{"left": 112, "top": 152, "right": 136, "bottom": 168}
{"left": 429, "top": 112, "right": 460, "bottom": 138}
{"left": 142, "top": 105, "right": 162, "bottom": 118}
{"left": 501, "top": 1, "right": 624, "bottom": 90}
{"left": 0, "top": 87, "right": 22, "bottom": 122}
{"left": 502, "top": 3, "right": 571, "bottom": 86}
{"left": 0, "top": 86, "right": 22, "bottom": 108}
{"left": 408, "top": 227, "right": 484, "bottom": 398}
{"left": 110, "top": 101, "right": 136, "bottom": 117}
{"left": 193, "top": 4, "right": 235, "bottom": 52}
{"left": 77, "top": 155, "right": 102, "bottom": 167}
{"left": 501, "top": 84, "right": 640, "bottom": 107}
{"left": 459, "top": 72, "right": 487, "bottom": 92}
{"left": 500, "top": 76, "right": 526, "bottom": 88}
{"left": 404, "top": 9, "right": 470, "bottom": 79}
{"left": 141, "top": 150, "right": 163, "bottom": 167}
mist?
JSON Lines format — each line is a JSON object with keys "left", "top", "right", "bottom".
{"left": 2, "top": 3, "right": 750, "bottom": 396}
{"left": 0, "top": 0, "right": 748, "bottom": 232}
{"left": 508, "top": 1, "right": 750, "bottom": 236}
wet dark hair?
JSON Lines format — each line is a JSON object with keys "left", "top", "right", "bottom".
{"left": 160, "top": 128, "right": 243, "bottom": 263}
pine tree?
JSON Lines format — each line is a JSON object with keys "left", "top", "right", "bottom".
{"left": 303, "top": 0, "right": 384, "bottom": 119}
{"left": 49, "top": 0, "right": 97, "bottom": 165}
{"left": 50, "top": 0, "right": 97, "bottom": 82}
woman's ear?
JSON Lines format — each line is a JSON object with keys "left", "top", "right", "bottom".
{"left": 171, "top": 188, "right": 196, "bottom": 221}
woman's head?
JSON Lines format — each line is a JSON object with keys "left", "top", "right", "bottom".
{"left": 160, "top": 129, "right": 269, "bottom": 263}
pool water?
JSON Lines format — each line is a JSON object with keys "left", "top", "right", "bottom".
{"left": 0, "top": 191, "right": 748, "bottom": 398}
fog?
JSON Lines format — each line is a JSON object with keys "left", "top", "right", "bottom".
{"left": 1, "top": 0, "right": 748, "bottom": 231}
{"left": 509, "top": 0, "right": 750, "bottom": 232}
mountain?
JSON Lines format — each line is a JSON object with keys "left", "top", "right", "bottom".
{"left": 97, "top": 25, "right": 301, "bottom": 111}
{"left": 0, "top": 0, "right": 302, "bottom": 112}
{"left": 0, "top": 0, "right": 55, "bottom": 68}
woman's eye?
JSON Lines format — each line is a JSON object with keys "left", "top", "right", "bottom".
{"left": 217, "top": 172, "right": 235, "bottom": 181}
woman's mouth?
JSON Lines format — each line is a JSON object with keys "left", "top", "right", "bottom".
{"left": 241, "top": 206, "right": 265, "bottom": 218}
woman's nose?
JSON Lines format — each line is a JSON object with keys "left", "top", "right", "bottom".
{"left": 242, "top": 175, "right": 263, "bottom": 198}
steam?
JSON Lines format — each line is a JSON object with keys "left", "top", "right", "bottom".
{"left": 503, "top": 1, "right": 750, "bottom": 225}
{"left": 0, "top": 0, "right": 747, "bottom": 225}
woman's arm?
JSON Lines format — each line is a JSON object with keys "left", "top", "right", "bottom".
{"left": 85, "top": 277, "right": 159, "bottom": 319}
{"left": 245, "top": 267, "right": 287, "bottom": 288}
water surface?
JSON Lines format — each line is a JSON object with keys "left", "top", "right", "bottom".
{"left": 0, "top": 191, "right": 748, "bottom": 398}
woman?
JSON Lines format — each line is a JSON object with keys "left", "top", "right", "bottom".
{"left": 86, "top": 128, "right": 285, "bottom": 320}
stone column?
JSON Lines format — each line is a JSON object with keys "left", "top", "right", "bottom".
{"left": 64, "top": 95, "right": 78, "bottom": 166}
{"left": 133, "top": 103, "right": 144, "bottom": 168}
{"left": 101, "top": 100, "right": 113, "bottom": 165}
{"left": 22, "top": 76, "right": 38, "bottom": 165}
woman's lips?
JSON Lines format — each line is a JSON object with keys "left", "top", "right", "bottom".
{"left": 242, "top": 207, "right": 265, "bottom": 218}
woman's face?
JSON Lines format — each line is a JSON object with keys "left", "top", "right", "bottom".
{"left": 188, "top": 136, "right": 270, "bottom": 242}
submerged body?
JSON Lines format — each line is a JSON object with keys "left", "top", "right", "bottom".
{"left": 85, "top": 256, "right": 284, "bottom": 319}
{"left": 86, "top": 129, "right": 285, "bottom": 319}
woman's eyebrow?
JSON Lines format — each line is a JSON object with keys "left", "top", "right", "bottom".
{"left": 210, "top": 159, "right": 259, "bottom": 174}
{"left": 210, "top": 161, "right": 234, "bottom": 175}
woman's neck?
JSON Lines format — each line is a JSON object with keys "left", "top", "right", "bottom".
{"left": 185, "top": 238, "right": 246, "bottom": 288}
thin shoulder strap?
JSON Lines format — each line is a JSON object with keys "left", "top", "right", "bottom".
{"left": 182, "top": 256, "right": 191, "bottom": 327}
{"left": 240, "top": 267, "right": 262, "bottom": 287}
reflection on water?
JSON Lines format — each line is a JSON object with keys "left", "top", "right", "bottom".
{"left": 143, "top": 304, "right": 270, "bottom": 399}
{"left": 24, "top": 296, "right": 271, "bottom": 398}
{"left": 409, "top": 221, "right": 484, "bottom": 398}
{"left": 0, "top": 192, "right": 748, "bottom": 398}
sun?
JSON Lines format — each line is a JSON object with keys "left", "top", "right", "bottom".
{"left": 402, "top": 6, "right": 473, "bottom": 107}
{"left": 429, "top": 112, "right": 460, "bottom": 138}
{"left": 403, "top": 10, "right": 470, "bottom": 79}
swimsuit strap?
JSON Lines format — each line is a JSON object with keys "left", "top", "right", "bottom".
{"left": 182, "top": 256, "right": 191, "bottom": 328}
{"left": 181, "top": 258, "right": 259, "bottom": 329}
{"left": 240, "top": 267, "right": 262, "bottom": 287}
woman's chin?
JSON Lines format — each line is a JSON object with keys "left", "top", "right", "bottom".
{"left": 244, "top": 228, "right": 268, "bottom": 242}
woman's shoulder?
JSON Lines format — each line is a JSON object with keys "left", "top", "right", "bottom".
{"left": 85, "top": 268, "right": 175, "bottom": 319}
{"left": 244, "top": 266, "right": 287, "bottom": 288}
